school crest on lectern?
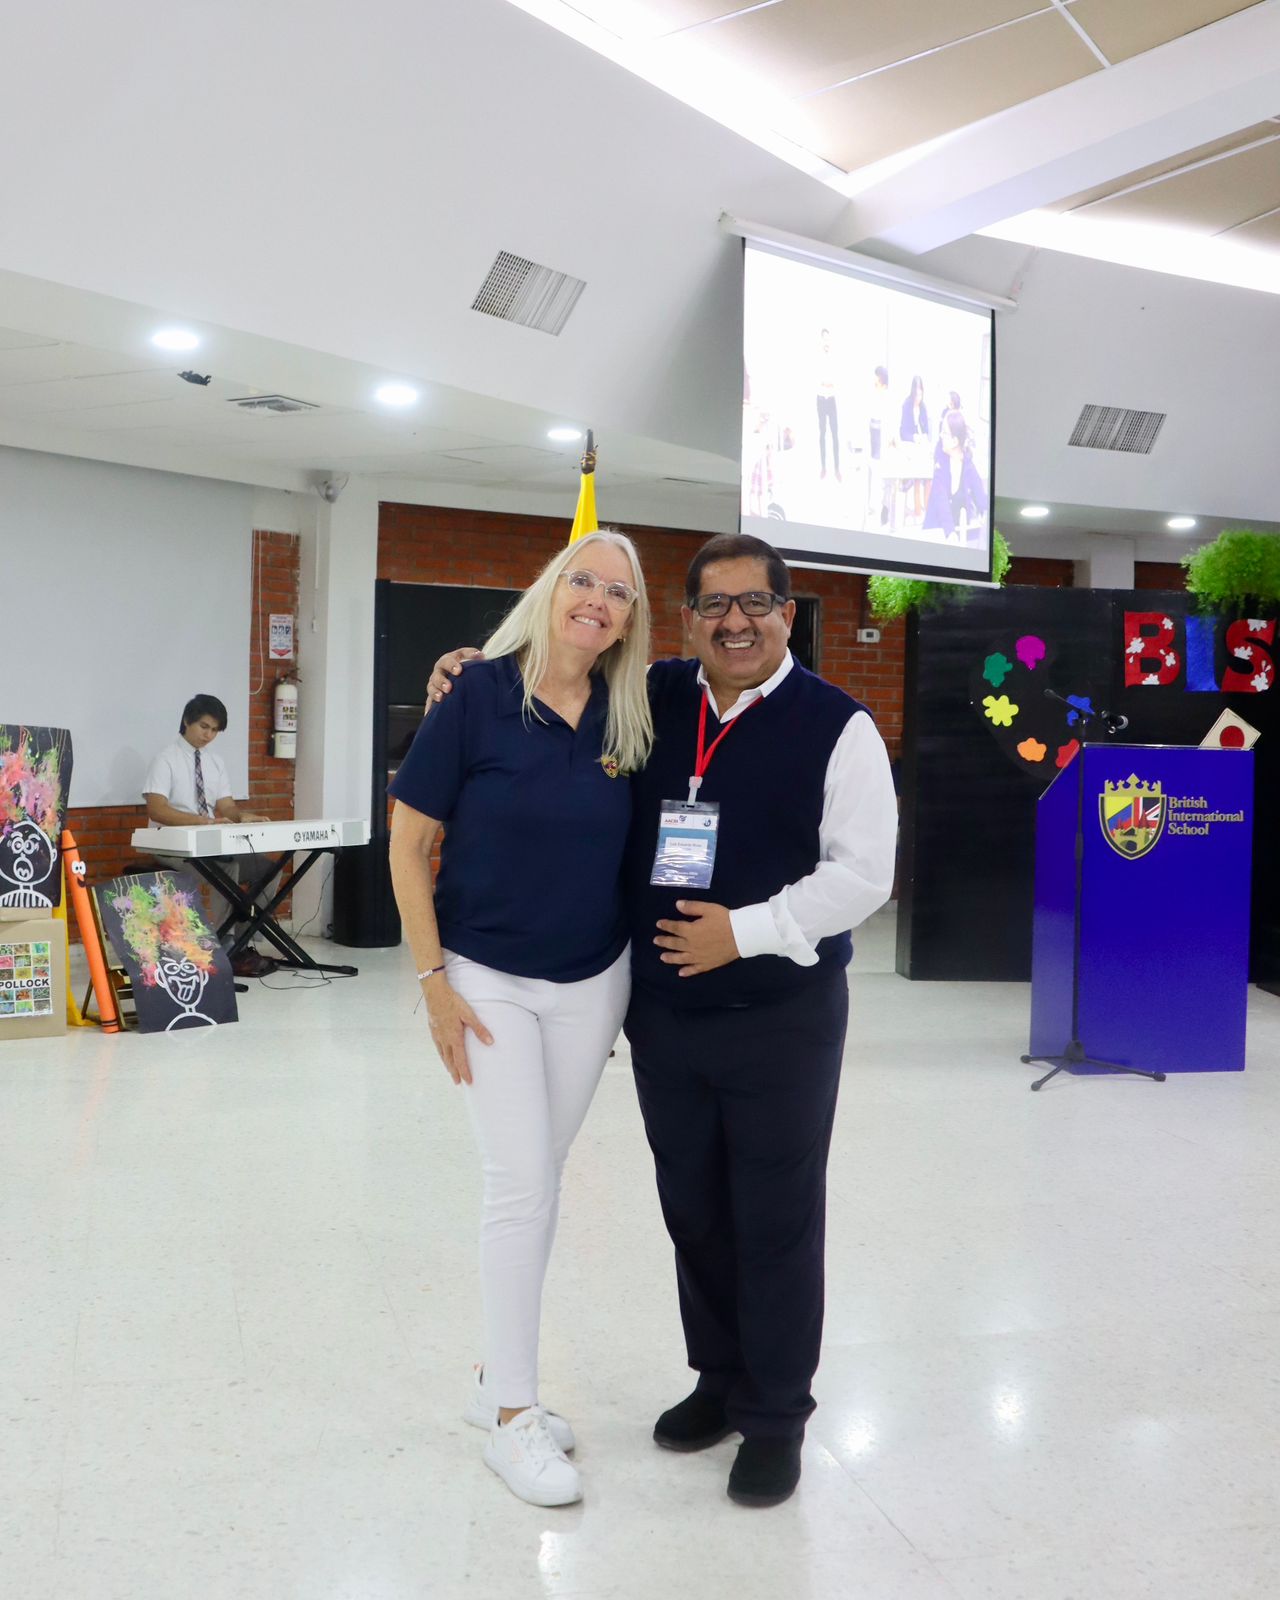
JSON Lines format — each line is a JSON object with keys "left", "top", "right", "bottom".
{"left": 1099, "top": 775, "right": 1165, "bottom": 859}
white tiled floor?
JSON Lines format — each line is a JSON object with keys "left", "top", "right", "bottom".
{"left": 4, "top": 909, "right": 1280, "bottom": 1599}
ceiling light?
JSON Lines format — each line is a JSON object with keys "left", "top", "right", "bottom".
{"left": 1167, "top": 516, "right": 1197, "bottom": 532}
{"left": 375, "top": 383, "right": 419, "bottom": 407}
{"left": 1019, "top": 505, "right": 1050, "bottom": 519}
{"left": 547, "top": 426, "right": 583, "bottom": 442}
{"left": 151, "top": 328, "right": 200, "bottom": 352}
{"left": 982, "top": 209, "right": 1280, "bottom": 299}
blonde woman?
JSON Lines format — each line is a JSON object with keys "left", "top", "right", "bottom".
{"left": 389, "top": 531, "right": 653, "bottom": 1507}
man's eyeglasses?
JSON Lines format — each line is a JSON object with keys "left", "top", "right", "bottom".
{"left": 562, "top": 569, "right": 638, "bottom": 610}
{"left": 688, "top": 591, "right": 785, "bottom": 620}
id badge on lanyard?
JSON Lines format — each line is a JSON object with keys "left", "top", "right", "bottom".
{"left": 649, "top": 690, "right": 755, "bottom": 889}
{"left": 651, "top": 800, "right": 720, "bottom": 888}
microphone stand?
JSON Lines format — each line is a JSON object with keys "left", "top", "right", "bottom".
{"left": 1041, "top": 686, "right": 1130, "bottom": 736}
{"left": 1021, "top": 693, "right": 1164, "bottom": 1091}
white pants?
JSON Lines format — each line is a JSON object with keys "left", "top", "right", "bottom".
{"left": 446, "top": 945, "right": 631, "bottom": 1410}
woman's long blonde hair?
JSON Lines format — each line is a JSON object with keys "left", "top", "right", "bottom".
{"left": 482, "top": 529, "right": 655, "bottom": 772}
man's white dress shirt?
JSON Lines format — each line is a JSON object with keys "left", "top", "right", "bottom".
{"left": 142, "top": 737, "right": 232, "bottom": 824}
{"left": 696, "top": 653, "right": 899, "bottom": 967}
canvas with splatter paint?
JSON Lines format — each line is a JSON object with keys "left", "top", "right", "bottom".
{"left": 0, "top": 726, "right": 73, "bottom": 911}
{"left": 95, "top": 869, "right": 238, "bottom": 1032}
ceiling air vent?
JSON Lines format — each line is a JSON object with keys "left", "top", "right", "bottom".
{"left": 1068, "top": 403, "right": 1166, "bottom": 454}
{"left": 471, "top": 251, "right": 586, "bottom": 336}
{"left": 227, "top": 394, "right": 320, "bottom": 415}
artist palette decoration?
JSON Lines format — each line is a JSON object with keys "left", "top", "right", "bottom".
{"left": 0, "top": 726, "right": 73, "bottom": 910}
{"left": 95, "top": 869, "right": 238, "bottom": 1033}
{"left": 969, "top": 634, "right": 1086, "bottom": 784}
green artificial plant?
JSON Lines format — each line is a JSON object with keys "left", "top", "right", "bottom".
{"left": 1182, "top": 528, "right": 1280, "bottom": 616}
{"left": 867, "top": 528, "right": 1011, "bottom": 623}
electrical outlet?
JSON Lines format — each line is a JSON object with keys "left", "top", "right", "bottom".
{"left": 857, "top": 627, "right": 881, "bottom": 644}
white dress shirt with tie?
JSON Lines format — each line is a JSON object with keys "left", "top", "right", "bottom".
{"left": 142, "top": 737, "right": 233, "bottom": 823}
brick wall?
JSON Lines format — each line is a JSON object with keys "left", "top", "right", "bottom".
{"left": 246, "top": 530, "right": 302, "bottom": 816}
{"left": 1007, "top": 555, "right": 1074, "bottom": 588}
{"left": 63, "top": 530, "right": 300, "bottom": 936}
{"left": 1134, "top": 561, "right": 1187, "bottom": 590}
{"left": 378, "top": 503, "right": 908, "bottom": 756}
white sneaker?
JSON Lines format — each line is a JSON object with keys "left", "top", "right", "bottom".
{"left": 463, "top": 1364, "right": 575, "bottom": 1453}
{"left": 483, "top": 1405, "right": 583, "bottom": 1507}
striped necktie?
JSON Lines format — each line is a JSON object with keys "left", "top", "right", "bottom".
{"left": 193, "top": 749, "right": 209, "bottom": 818}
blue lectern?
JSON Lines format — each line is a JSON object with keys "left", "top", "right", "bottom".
{"left": 1025, "top": 744, "right": 1253, "bottom": 1089}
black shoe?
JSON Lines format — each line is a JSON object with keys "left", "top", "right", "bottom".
{"left": 653, "top": 1391, "right": 732, "bottom": 1453}
{"left": 727, "top": 1437, "right": 803, "bottom": 1507}
{"left": 231, "top": 950, "right": 275, "bottom": 978}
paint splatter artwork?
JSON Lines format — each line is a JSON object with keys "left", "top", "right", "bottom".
{"left": 0, "top": 726, "right": 73, "bottom": 911}
{"left": 95, "top": 870, "right": 238, "bottom": 1033}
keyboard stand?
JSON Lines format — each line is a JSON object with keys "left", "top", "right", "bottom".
{"left": 189, "top": 848, "right": 359, "bottom": 978}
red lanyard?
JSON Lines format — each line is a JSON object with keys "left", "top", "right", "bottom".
{"left": 688, "top": 691, "right": 755, "bottom": 800}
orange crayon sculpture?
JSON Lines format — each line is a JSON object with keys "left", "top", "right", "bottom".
{"left": 60, "top": 829, "right": 121, "bottom": 1033}
{"left": 51, "top": 862, "right": 89, "bottom": 1026}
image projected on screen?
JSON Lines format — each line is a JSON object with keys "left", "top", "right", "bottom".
{"left": 741, "top": 242, "right": 994, "bottom": 582}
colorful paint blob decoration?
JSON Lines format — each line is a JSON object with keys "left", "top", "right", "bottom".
{"left": 983, "top": 694, "right": 1018, "bottom": 727}
{"left": 0, "top": 726, "right": 73, "bottom": 911}
{"left": 983, "top": 652, "right": 1013, "bottom": 688}
{"left": 1015, "top": 635, "right": 1046, "bottom": 671}
{"left": 1017, "top": 738, "right": 1047, "bottom": 762}
{"left": 1064, "top": 695, "right": 1094, "bottom": 726}
{"left": 1056, "top": 740, "right": 1080, "bottom": 768}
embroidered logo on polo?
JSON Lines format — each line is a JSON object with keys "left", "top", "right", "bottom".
{"left": 1100, "top": 776, "right": 1165, "bottom": 859}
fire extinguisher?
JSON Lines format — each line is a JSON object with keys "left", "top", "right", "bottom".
{"left": 272, "top": 675, "right": 298, "bottom": 759}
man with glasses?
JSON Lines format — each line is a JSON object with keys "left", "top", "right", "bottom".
{"left": 625, "top": 531, "right": 896, "bottom": 1507}
{"left": 427, "top": 530, "right": 896, "bottom": 1506}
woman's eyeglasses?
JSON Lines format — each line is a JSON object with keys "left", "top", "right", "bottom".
{"left": 562, "top": 570, "right": 638, "bottom": 610}
{"left": 688, "top": 591, "right": 784, "bottom": 619}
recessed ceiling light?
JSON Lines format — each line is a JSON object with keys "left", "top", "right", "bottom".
{"left": 547, "top": 426, "right": 583, "bottom": 442}
{"left": 375, "top": 383, "right": 419, "bottom": 407}
{"left": 151, "top": 328, "right": 200, "bottom": 352}
{"left": 1167, "top": 516, "right": 1197, "bottom": 532}
{"left": 1019, "top": 504, "right": 1050, "bottom": 519}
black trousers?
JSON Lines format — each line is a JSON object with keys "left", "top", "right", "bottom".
{"left": 816, "top": 394, "right": 839, "bottom": 475}
{"left": 625, "top": 969, "right": 849, "bottom": 1439}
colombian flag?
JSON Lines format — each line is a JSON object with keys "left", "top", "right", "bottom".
{"left": 568, "top": 430, "right": 598, "bottom": 544}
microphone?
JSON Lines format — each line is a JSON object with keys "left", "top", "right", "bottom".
{"left": 1042, "top": 688, "right": 1128, "bottom": 733}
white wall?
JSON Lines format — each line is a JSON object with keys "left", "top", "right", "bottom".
{"left": 290, "top": 483, "right": 380, "bottom": 936}
{"left": 909, "top": 235, "right": 1280, "bottom": 526}
{"left": 0, "top": 0, "right": 845, "bottom": 465}
{"left": 0, "top": 446, "right": 253, "bottom": 807}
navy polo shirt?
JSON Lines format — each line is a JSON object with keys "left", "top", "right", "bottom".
{"left": 388, "top": 654, "right": 631, "bottom": 982}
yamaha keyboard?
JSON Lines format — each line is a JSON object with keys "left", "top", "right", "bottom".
{"left": 131, "top": 817, "right": 371, "bottom": 857}
{"left": 127, "top": 818, "right": 373, "bottom": 978}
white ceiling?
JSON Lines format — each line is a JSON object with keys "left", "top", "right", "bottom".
{"left": 0, "top": 0, "right": 1277, "bottom": 550}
